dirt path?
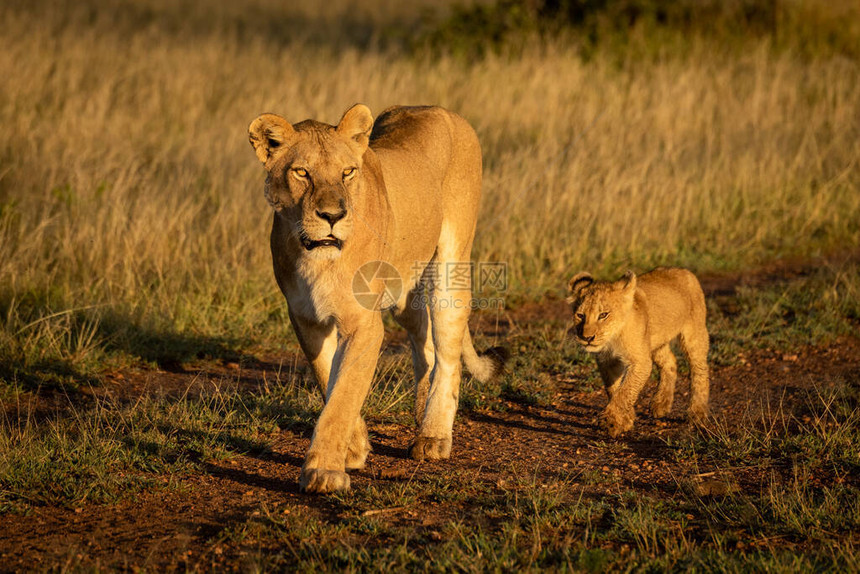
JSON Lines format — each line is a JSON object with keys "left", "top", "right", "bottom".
{"left": 1, "top": 257, "right": 859, "bottom": 570}
{"left": 3, "top": 334, "right": 858, "bottom": 570}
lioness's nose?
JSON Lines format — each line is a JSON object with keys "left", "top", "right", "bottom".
{"left": 316, "top": 207, "right": 347, "bottom": 226}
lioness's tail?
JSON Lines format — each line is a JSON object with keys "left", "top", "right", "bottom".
{"left": 462, "top": 327, "right": 508, "bottom": 383}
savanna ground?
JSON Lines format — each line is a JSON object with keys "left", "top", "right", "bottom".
{"left": 1, "top": 0, "right": 859, "bottom": 570}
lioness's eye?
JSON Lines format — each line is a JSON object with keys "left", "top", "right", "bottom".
{"left": 292, "top": 168, "right": 308, "bottom": 179}
{"left": 598, "top": 312, "right": 609, "bottom": 320}
{"left": 575, "top": 313, "right": 585, "bottom": 321}
{"left": 343, "top": 167, "right": 357, "bottom": 180}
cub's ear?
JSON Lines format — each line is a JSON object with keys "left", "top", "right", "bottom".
{"left": 336, "top": 104, "right": 373, "bottom": 152}
{"left": 249, "top": 114, "right": 294, "bottom": 165}
{"left": 567, "top": 272, "right": 594, "bottom": 298}
{"left": 619, "top": 270, "right": 637, "bottom": 295}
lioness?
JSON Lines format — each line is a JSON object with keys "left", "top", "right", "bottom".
{"left": 249, "top": 104, "right": 503, "bottom": 493}
{"left": 566, "top": 268, "right": 709, "bottom": 437}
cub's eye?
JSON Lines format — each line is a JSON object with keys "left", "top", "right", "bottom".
{"left": 267, "top": 138, "right": 280, "bottom": 149}
{"left": 343, "top": 167, "right": 357, "bottom": 180}
{"left": 598, "top": 312, "right": 609, "bottom": 320}
{"left": 292, "top": 168, "right": 309, "bottom": 179}
{"left": 575, "top": 313, "right": 585, "bottom": 321}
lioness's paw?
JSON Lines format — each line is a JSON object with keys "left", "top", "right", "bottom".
{"left": 409, "top": 436, "right": 452, "bottom": 461}
{"left": 300, "top": 469, "right": 350, "bottom": 494}
{"left": 601, "top": 406, "right": 634, "bottom": 438}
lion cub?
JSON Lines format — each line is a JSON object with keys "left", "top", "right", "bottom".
{"left": 566, "top": 268, "right": 710, "bottom": 437}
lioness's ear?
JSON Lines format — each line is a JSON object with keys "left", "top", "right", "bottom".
{"left": 249, "top": 114, "right": 294, "bottom": 165}
{"left": 567, "top": 272, "right": 594, "bottom": 297}
{"left": 336, "top": 104, "right": 373, "bottom": 152}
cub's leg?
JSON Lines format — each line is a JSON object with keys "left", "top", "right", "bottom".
{"left": 650, "top": 344, "right": 677, "bottom": 418}
{"left": 290, "top": 311, "right": 370, "bottom": 471}
{"left": 681, "top": 322, "right": 710, "bottom": 424}
{"left": 596, "top": 353, "right": 625, "bottom": 400}
{"left": 393, "top": 289, "right": 436, "bottom": 424}
{"left": 601, "top": 356, "right": 652, "bottom": 438}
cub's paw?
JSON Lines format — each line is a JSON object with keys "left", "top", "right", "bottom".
{"left": 300, "top": 469, "right": 350, "bottom": 494}
{"left": 650, "top": 394, "right": 674, "bottom": 418}
{"left": 601, "top": 406, "right": 634, "bottom": 438}
{"left": 409, "top": 436, "right": 452, "bottom": 461}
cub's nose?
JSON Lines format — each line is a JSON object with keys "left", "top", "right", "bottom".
{"left": 316, "top": 207, "right": 347, "bottom": 226}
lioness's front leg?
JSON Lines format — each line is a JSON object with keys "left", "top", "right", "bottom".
{"left": 289, "top": 310, "right": 337, "bottom": 398}
{"left": 290, "top": 310, "right": 370, "bottom": 470}
{"left": 300, "top": 318, "right": 383, "bottom": 493}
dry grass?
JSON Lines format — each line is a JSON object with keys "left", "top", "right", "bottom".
{"left": 0, "top": 0, "right": 858, "bottom": 368}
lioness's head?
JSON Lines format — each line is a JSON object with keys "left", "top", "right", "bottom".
{"left": 248, "top": 104, "right": 374, "bottom": 260}
{"left": 566, "top": 271, "right": 637, "bottom": 353}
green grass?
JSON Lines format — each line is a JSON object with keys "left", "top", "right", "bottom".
{"left": 673, "top": 380, "right": 860, "bottom": 478}
{"left": 211, "top": 428, "right": 859, "bottom": 571}
{"left": 707, "top": 262, "right": 860, "bottom": 363}
{"left": 0, "top": 370, "right": 315, "bottom": 512}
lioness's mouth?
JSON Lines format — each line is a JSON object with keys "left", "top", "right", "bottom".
{"left": 301, "top": 235, "right": 343, "bottom": 250}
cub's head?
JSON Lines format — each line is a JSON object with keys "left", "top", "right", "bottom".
{"left": 248, "top": 104, "right": 374, "bottom": 260}
{"left": 566, "top": 271, "right": 637, "bottom": 353}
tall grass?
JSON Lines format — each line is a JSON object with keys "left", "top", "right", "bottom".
{"left": 0, "top": 0, "right": 858, "bottom": 372}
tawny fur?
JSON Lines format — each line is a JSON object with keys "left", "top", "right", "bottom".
{"left": 249, "top": 105, "right": 502, "bottom": 493}
{"left": 566, "top": 268, "right": 710, "bottom": 438}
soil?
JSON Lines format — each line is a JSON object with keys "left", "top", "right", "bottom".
{"left": 1, "top": 258, "right": 859, "bottom": 571}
